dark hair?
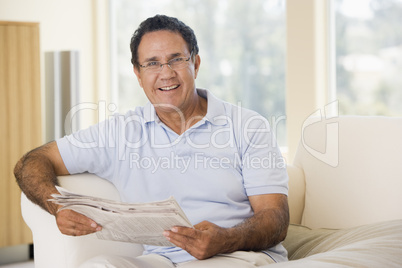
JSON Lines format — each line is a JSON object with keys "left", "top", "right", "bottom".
{"left": 130, "top": 15, "right": 199, "bottom": 69}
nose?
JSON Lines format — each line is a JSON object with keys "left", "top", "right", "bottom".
{"left": 159, "top": 62, "right": 175, "bottom": 71}
{"left": 159, "top": 63, "right": 175, "bottom": 79}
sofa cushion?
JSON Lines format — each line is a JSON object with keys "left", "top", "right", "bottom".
{"left": 294, "top": 116, "right": 402, "bottom": 229}
{"left": 276, "top": 219, "right": 402, "bottom": 267}
{"left": 286, "top": 165, "right": 305, "bottom": 225}
{"left": 282, "top": 224, "right": 336, "bottom": 260}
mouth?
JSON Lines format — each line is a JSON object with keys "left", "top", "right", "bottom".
{"left": 159, "top": 84, "right": 180, "bottom": 91}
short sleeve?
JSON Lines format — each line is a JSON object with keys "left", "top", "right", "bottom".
{"left": 56, "top": 117, "right": 117, "bottom": 179}
{"left": 239, "top": 113, "right": 289, "bottom": 196}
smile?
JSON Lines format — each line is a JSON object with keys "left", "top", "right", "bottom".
{"left": 159, "top": 85, "right": 179, "bottom": 91}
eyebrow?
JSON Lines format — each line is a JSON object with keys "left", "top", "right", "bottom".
{"left": 143, "top": 52, "right": 183, "bottom": 63}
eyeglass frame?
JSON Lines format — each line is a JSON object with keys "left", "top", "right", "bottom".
{"left": 138, "top": 51, "right": 194, "bottom": 73}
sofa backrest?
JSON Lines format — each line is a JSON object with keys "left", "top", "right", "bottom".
{"left": 294, "top": 116, "right": 402, "bottom": 229}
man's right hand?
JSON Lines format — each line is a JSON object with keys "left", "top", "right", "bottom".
{"left": 55, "top": 208, "right": 102, "bottom": 236}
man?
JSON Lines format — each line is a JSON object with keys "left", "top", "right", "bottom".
{"left": 15, "top": 15, "right": 289, "bottom": 267}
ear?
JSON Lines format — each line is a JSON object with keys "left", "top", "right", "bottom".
{"left": 194, "top": 54, "right": 201, "bottom": 79}
{"left": 133, "top": 66, "right": 143, "bottom": 88}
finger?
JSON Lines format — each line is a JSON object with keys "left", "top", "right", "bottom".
{"left": 164, "top": 229, "right": 214, "bottom": 260}
{"left": 60, "top": 209, "right": 98, "bottom": 226}
{"left": 56, "top": 209, "right": 102, "bottom": 236}
{"left": 57, "top": 218, "right": 100, "bottom": 236}
{"left": 61, "top": 209, "right": 102, "bottom": 232}
{"left": 170, "top": 226, "right": 200, "bottom": 238}
{"left": 164, "top": 226, "right": 206, "bottom": 253}
{"left": 164, "top": 230, "right": 197, "bottom": 253}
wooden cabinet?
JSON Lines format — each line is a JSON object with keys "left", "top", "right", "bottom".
{"left": 0, "top": 21, "right": 41, "bottom": 247}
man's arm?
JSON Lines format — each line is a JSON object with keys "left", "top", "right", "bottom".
{"left": 14, "top": 141, "right": 101, "bottom": 236}
{"left": 14, "top": 141, "right": 68, "bottom": 214}
{"left": 163, "top": 193, "right": 289, "bottom": 260}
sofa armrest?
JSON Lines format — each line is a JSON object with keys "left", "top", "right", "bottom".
{"left": 21, "top": 173, "right": 144, "bottom": 268}
{"left": 287, "top": 165, "right": 305, "bottom": 225}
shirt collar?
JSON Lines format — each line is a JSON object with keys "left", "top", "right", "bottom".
{"left": 143, "top": 101, "right": 159, "bottom": 124}
{"left": 142, "top": 88, "right": 228, "bottom": 126}
{"left": 198, "top": 88, "right": 228, "bottom": 126}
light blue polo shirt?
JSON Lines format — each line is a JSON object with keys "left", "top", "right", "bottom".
{"left": 57, "top": 88, "right": 289, "bottom": 263}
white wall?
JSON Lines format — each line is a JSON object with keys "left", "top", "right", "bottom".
{"left": 286, "top": 0, "right": 331, "bottom": 162}
{"left": 0, "top": 0, "right": 110, "bottom": 136}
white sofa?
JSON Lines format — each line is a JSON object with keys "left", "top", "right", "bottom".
{"left": 21, "top": 116, "right": 402, "bottom": 267}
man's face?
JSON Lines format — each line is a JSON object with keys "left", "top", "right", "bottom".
{"left": 134, "top": 30, "right": 201, "bottom": 114}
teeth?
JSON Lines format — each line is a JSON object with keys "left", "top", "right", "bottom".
{"left": 160, "top": 85, "right": 179, "bottom": 91}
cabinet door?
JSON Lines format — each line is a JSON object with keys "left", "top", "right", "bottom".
{"left": 0, "top": 21, "right": 41, "bottom": 247}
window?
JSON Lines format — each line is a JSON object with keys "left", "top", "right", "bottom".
{"left": 110, "top": 0, "right": 287, "bottom": 146}
{"left": 334, "top": 0, "right": 402, "bottom": 115}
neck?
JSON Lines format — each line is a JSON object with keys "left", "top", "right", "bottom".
{"left": 156, "top": 93, "right": 207, "bottom": 135}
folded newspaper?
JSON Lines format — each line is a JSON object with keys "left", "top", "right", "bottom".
{"left": 49, "top": 186, "right": 193, "bottom": 247}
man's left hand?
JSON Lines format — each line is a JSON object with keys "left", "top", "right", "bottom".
{"left": 163, "top": 221, "right": 236, "bottom": 260}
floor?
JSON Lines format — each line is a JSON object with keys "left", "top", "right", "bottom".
{"left": 0, "top": 245, "right": 33, "bottom": 268}
{"left": 0, "top": 261, "right": 34, "bottom": 268}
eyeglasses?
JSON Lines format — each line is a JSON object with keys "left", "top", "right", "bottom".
{"left": 139, "top": 53, "right": 193, "bottom": 73}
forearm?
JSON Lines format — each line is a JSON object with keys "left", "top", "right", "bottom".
{"left": 227, "top": 205, "right": 289, "bottom": 252}
{"left": 14, "top": 143, "right": 63, "bottom": 215}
